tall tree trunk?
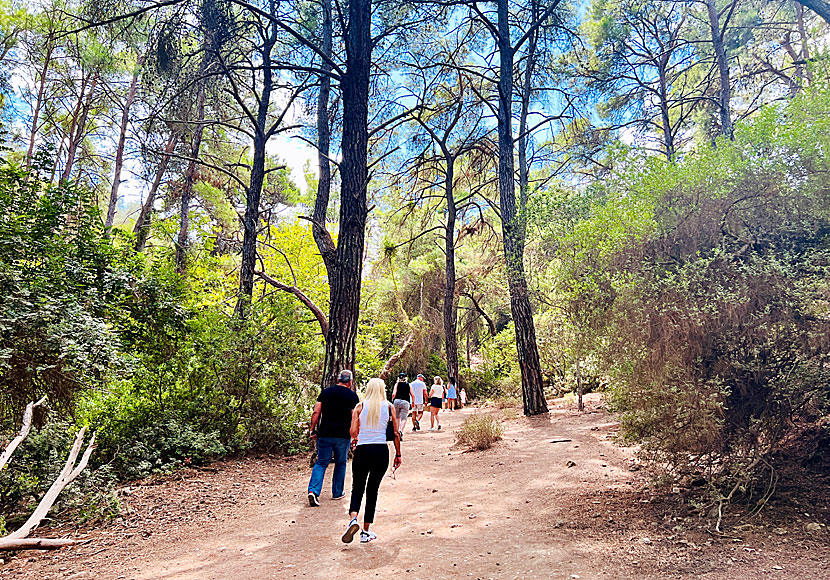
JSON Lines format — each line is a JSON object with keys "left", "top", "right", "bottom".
{"left": 797, "top": 2, "right": 813, "bottom": 84}
{"left": 61, "top": 72, "right": 99, "bottom": 182}
{"left": 321, "top": 0, "right": 372, "bottom": 387}
{"left": 236, "top": 25, "right": 278, "bottom": 318}
{"left": 176, "top": 83, "right": 206, "bottom": 273}
{"left": 443, "top": 158, "right": 459, "bottom": 383}
{"left": 106, "top": 53, "right": 145, "bottom": 228}
{"left": 25, "top": 34, "right": 54, "bottom": 169}
{"left": 657, "top": 59, "right": 674, "bottom": 159}
{"left": 575, "top": 357, "right": 584, "bottom": 412}
{"left": 134, "top": 132, "right": 177, "bottom": 252}
{"left": 497, "top": 0, "right": 547, "bottom": 416}
{"left": 705, "top": 0, "right": 733, "bottom": 139}
{"left": 798, "top": 0, "right": 830, "bottom": 25}
{"left": 312, "top": 0, "right": 336, "bottom": 275}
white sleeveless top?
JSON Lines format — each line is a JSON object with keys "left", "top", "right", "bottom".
{"left": 357, "top": 401, "right": 391, "bottom": 446}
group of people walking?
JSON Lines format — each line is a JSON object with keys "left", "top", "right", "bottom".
{"left": 391, "top": 372, "right": 465, "bottom": 436}
{"left": 306, "top": 369, "right": 465, "bottom": 544}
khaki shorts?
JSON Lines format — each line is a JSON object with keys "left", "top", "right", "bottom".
{"left": 412, "top": 403, "right": 424, "bottom": 412}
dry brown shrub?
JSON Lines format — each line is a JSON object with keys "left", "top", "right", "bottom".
{"left": 455, "top": 413, "right": 504, "bottom": 451}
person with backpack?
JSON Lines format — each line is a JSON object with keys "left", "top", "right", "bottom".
{"left": 392, "top": 372, "right": 414, "bottom": 440}
{"left": 342, "top": 378, "right": 402, "bottom": 544}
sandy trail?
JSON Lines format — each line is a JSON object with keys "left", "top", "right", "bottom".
{"left": 3, "top": 396, "right": 828, "bottom": 580}
{"left": 131, "top": 404, "right": 624, "bottom": 580}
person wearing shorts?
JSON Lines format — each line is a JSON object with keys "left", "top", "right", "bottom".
{"left": 409, "top": 373, "right": 428, "bottom": 431}
{"left": 392, "top": 373, "right": 413, "bottom": 440}
{"left": 428, "top": 376, "right": 444, "bottom": 431}
{"left": 446, "top": 377, "right": 457, "bottom": 411}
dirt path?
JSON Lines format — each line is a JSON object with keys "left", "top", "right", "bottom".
{"left": 3, "top": 396, "right": 828, "bottom": 579}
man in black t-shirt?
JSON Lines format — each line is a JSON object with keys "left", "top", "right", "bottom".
{"left": 307, "top": 369, "right": 360, "bottom": 507}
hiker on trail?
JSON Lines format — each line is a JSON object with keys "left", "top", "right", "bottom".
{"left": 428, "top": 376, "right": 444, "bottom": 431}
{"left": 459, "top": 387, "right": 467, "bottom": 408}
{"left": 392, "top": 372, "right": 413, "bottom": 440}
{"left": 342, "top": 377, "right": 402, "bottom": 544}
{"left": 446, "top": 377, "right": 458, "bottom": 411}
{"left": 409, "top": 373, "right": 428, "bottom": 431}
{"left": 307, "top": 369, "right": 359, "bottom": 507}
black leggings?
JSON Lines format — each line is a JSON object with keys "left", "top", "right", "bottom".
{"left": 349, "top": 444, "right": 389, "bottom": 523}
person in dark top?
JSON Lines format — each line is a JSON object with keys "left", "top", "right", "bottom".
{"left": 307, "top": 369, "right": 360, "bottom": 507}
{"left": 391, "top": 372, "right": 414, "bottom": 440}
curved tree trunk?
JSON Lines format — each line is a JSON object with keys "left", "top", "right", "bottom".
{"left": 321, "top": 0, "right": 372, "bottom": 388}
{"left": 497, "top": 0, "right": 547, "bottom": 416}
{"left": 312, "top": 0, "right": 336, "bottom": 275}
{"left": 107, "top": 53, "right": 145, "bottom": 229}
{"left": 134, "top": 132, "right": 177, "bottom": 252}
{"left": 799, "top": 0, "right": 830, "bottom": 25}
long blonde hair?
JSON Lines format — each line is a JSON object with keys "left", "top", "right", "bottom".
{"left": 362, "top": 378, "right": 387, "bottom": 427}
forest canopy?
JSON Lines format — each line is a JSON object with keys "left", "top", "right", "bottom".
{"left": 1, "top": 0, "right": 829, "bottom": 528}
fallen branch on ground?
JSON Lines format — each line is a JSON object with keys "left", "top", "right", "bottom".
{"left": 1, "top": 408, "right": 96, "bottom": 551}
{"left": 0, "top": 397, "right": 46, "bottom": 471}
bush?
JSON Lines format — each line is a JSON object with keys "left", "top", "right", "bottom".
{"left": 455, "top": 413, "right": 504, "bottom": 451}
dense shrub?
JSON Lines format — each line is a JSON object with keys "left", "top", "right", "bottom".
{"left": 570, "top": 88, "right": 830, "bottom": 489}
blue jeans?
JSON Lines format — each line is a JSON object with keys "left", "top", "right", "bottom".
{"left": 307, "top": 437, "right": 350, "bottom": 497}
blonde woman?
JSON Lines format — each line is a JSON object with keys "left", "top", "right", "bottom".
{"left": 428, "top": 376, "right": 445, "bottom": 431}
{"left": 342, "top": 378, "right": 402, "bottom": 544}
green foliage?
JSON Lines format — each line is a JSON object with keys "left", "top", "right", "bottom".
{"left": 534, "top": 86, "right": 830, "bottom": 486}
{"left": 0, "top": 157, "right": 123, "bottom": 416}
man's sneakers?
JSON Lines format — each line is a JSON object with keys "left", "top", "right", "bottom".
{"left": 360, "top": 530, "right": 377, "bottom": 543}
{"left": 437, "top": 424, "right": 442, "bottom": 431}
{"left": 308, "top": 492, "right": 320, "bottom": 507}
{"left": 413, "top": 418, "right": 420, "bottom": 430}
{"left": 332, "top": 493, "right": 347, "bottom": 500}
{"left": 342, "top": 517, "right": 360, "bottom": 543}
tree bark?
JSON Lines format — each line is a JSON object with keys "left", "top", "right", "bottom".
{"left": 0, "top": 538, "right": 76, "bottom": 551}
{"left": 320, "top": 0, "right": 372, "bottom": 387}
{"left": 25, "top": 34, "right": 54, "bottom": 170}
{"left": 175, "top": 82, "right": 206, "bottom": 273}
{"left": 3, "top": 428, "right": 95, "bottom": 541}
{"left": 496, "top": 0, "right": 548, "bottom": 416}
{"left": 255, "top": 270, "right": 328, "bottom": 335}
{"left": 312, "top": 0, "right": 337, "bottom": 275}
{"left": 575, "top": 358, "right": 584, "bottom": 412}
{"left": 134, "top": 132, "right": 177, "bottom": 252}
{"left": 443, "top": 158, "right": 459, "bottom": 383}
{"left": 61, "top": 72, "right": 99, "bottom": 182}
{"left": 0, "top": 397, "right": 45, "bottom": 471}
{"left": 705, "top": 0, "right": 733, "bottom": 139}
{"left": 236, "top": 23, "right": 279, "bottom": 317}
{"left": 798, "top": 0, "right": 830, "bottom": 25}
{"left": 106, "top": 53, "right": 146, "bottom": 228}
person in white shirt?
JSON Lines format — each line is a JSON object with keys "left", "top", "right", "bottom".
{"left": 409, "top": 373, "right": 428, "bottom": 431}
{"left": 428, "top": 376, "right": 445, "bottom": 431}
{"left": 341, "top": 378, "right": 402, "bottom": 544}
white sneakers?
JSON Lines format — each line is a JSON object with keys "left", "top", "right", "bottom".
{"left": 342, "top": 517, "right": 378, "bottom": 544}
{"left": 342, "top": 517, "right": 360, "bottom": 543}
